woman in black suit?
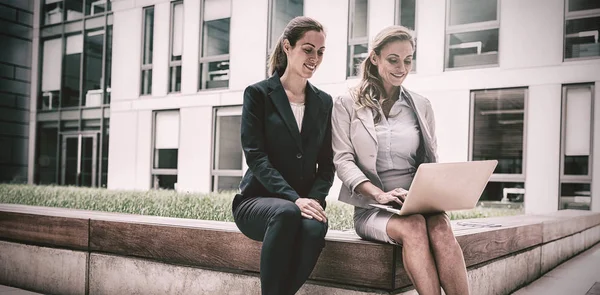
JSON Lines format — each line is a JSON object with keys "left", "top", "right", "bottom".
{"left": 231, "top": 16, "right": 334, "bottom": 295}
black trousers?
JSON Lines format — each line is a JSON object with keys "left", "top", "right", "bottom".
{"left": 232, "top": 195, "right": 328, "bottom": 295}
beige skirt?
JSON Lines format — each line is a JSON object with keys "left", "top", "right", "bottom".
{"left": 353, "top": 168, "right": 415, "bottom": 245}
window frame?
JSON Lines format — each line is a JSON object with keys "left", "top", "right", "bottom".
{"left": 563, "top": 0, "right": 600, "bottom": 61}
{"left": 198, "top": 0, "right": 232, "bottom": 91}
{"left": 347, "top": 0, "right": 369, "bottom": 78}
{"left": 468, "top": 87, "right": 529, "bottom": 184}
{"left": 151, "top": 110, "right": 180, "bottom": 190}
{"left": 211, "top": 106, "right": 244, "bottom": 192}
{"left": 168, "top": 0, "right": 184, "bottom": 94}
{"left": 140, "top": 5, "right": 154, "bottom": 96}
{"left": 444, "top": 0, "right": 501, "bottom": 70}
{"left": 394, "top": 0, "right": 418, "bottom": 72}
{"left": 560, "top": 83, "right": 595, "bottom": 183}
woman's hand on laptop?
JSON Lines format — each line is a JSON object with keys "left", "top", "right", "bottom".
{"left": 374, "top": 189, "right": 405, "bottom": 206}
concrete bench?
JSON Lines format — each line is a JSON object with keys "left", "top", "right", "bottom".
{"left": 0, "top": 204, "right": 599, "bottom": 295}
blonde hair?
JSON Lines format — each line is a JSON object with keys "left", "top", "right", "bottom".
{"left": 268, "top": 16, "right": 325, "bottom": 77}
{"left": 352, "top": 25, "right": 415, "bottom": 123}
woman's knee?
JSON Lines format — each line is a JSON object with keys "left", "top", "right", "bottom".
{"left": 271, "top": 202, "right": 301, "bottom": 224}
{"left": 426, "top": 214, "right": 456, "bottom": 245}
{"left": 387, "top": 214, "right": 428, "bottom": 245}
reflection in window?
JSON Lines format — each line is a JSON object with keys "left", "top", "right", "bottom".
{"left": 65, "top": 0, "right": 84, "bottom": 21}
{"left": 62, "top": 34, "right": 83, "bottom": 108}
{"left": 36, "top": 125, "right": 58, "bottom": 184}
{"left": 268, "top": 0, "right": 303, "bottom": 51}
{"left": 479, "top": 182, "right": 525, "bottom": 202}
{"left": 212, "top": 107, "right": 243, "bottom": 192}
{"left": 200, "top": 0, "right": 231, "bottom": 90}
{"left": 565, "top": 16, "right": 600, "bottom": 59}
{"left": 446, "top": 0, "right": 499, "bottom": 69}
{"left": 86, "top": 0, "right": 111, "bottom": 16}
{"left": 41, "top": 38, "right": 62, "bottom": 110}
{"left": 169, "top": 1, "right": 183, "bottom": 93}
{"left": 560, "top": 84, "right": 594, "bottom": 211}
{"left": 471, "top": 88, "right": 526, "bottom": 175}
{"left": 152, "top": 111, "right": 179, "bottom": 190}
{"left": 141, "top": 6, "right": 154, "bottom": 95}
{"left": 83, "top": 30, "right": 104, "bottom": 107}
{"left": 44, "top": 0, "right": 63, "bottom": 25}
{"left": 347, "top": 0, "right": 368, "bottom": 78}
{"left": 448, "top": 29, "right": 498, "bottom": 68}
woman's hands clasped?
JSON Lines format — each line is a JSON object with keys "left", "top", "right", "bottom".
{"left": 374, "top": 187, "right": 408, "bottom": 207}
{"left": 295, "top": 198, "right": 327, "bottom": 222}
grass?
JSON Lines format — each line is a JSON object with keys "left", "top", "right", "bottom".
{"left": 0, "top": 184, "right": 523, "bottom": 230}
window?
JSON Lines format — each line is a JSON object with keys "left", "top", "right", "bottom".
{"left": 83, "top": 29, "right": 107, "bottom": 107}
{"left": 66, "top": 0, "right": 84, "bottom": 21}
{"left": 564, "top": 0, "right": 600, "bottom": 60}
{"left": 169, "top": 1, "right": 183, "bottom": 93}
{"left": 36, "top": 124, "right": 59, "bottom": 184}
{"left": 559, "top": 84, "right": 594, "bottom": 210}
{"left": 152, "top": 111, "right": 180, "bottom": 190}
{"left": 62, "top": 34, "right": 83, "bottom": 108}
{"left": 44, "top": 0, "right": 64, "bottom": 25}
{"left": 199, "top": 0, "right": 231, "bottom": 90}
{"left": 212, "top": 106, "right": 243, "bottom": 192}
{"left": 141, "top": 6, "right": 154, "bottom": 95}
{"left": 86, "top": 0, "right": 111, "bottom": 16}
{"left": 268, "top": 0, "right": 303, "bottom": 52}
{"left": 347, "top": 0, "right": 368, "bottom": 77}
{"left": 395, "top": 0, "right": 416, "bottom": 71}
{"left": 470, "top": 88, "right": 527, "bottom": 202}
{"left": 41, "top": 38, "right": 62, "bottom": 110}
{"left": 445, "top": 0, "right": 499, "bottom": 69}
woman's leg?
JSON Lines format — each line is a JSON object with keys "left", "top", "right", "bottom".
{"left": 233, "top": 197, "right": 302, "bottom": 295}
{"left": 288, "top": 218, "right": 328, "bottom": 294}
{"left": 387, "top": 214, "right": 441, "bottom": 295}
{"left": 425, "top": 213, "right": 470, "bottom": 295}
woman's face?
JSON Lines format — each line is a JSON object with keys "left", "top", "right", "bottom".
{"left": 372, "top": 40, "right": 414, "bottom": 89}
{"left": 283, "top": 30, "right": 326, "bottom": 79}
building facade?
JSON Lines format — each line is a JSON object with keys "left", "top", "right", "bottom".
{"left": 23, "top": 0, "right": 600, "bottom": 214}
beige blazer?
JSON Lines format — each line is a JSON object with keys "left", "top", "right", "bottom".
{"left": 331, "top": 89, "right": 438, "bottom": 208}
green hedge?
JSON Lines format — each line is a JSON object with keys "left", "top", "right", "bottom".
{"left": 0, "top": 184, "right": 522, "bottom": 230}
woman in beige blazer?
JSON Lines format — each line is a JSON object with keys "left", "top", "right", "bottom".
{"left": 332, "top": 26, "right": 469, "bottom": 295}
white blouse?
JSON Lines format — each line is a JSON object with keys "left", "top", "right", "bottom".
{"left": 289, "top": 101, "right": 305, "bottom": 132}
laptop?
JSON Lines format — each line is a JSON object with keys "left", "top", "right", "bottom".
{"left": 369, "top": 160, "right": 498, "bottom": 216}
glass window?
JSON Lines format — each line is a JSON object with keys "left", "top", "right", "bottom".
{"left": 268, "top": 0, "right": 303, "bottom": 51}
{"left": 86, "top": 0, "right": 111, "bottom": 16}
{"left": 212, "top": 106, "right": 243, "bottom": 192}
{"left": 396, "top": 0, "right": 417, "bottom": 71}
{"left": 565, "top": 15, "right": 600, "bottom": 59}
{"left": 104, "top": 26, "right": 112, "bottom": 104}
{"left": 62, "top": 34, "right": 83, "bottom": 108}
{"left": 41, "top": 38, "right": 62, "bottom": 110}
{"left": 44, "top": 0, "right": 64, "bottom": 25}
{"left": 471, "top": 88, "right": 526, "bottom": 203}
{"left": 568, "top": 0, "right": 600, "bottom": 12}
{"left": 347, "top": 0, "right": 368, "bottom": 78}
{"left": 560, "top": 84, "right": 594, "bottom": 211}
{"left": 200, "top": 0, "right": 231, "bottom": 90}
{"left": 83, "top": 30, "right": 104, "bottom": 107}
{"left": 446, "top": 0, "right": 499, "bottom": 69}
{"left": 169, "top": 1, "right": 183, "bottom": 93}
{"left": 141, "top": 6, "right": 154, "bottom": 95}
{"left": 65, "top": 0, "right": 84, "bottom": 21}
{"left": 153, "top": 110, "right": 179, "bottom": 190}
{"left": 36, "top": 125, "right": 58, "bottom": 184}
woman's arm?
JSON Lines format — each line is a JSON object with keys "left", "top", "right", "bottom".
{"left": 307, "top": 99, "right": 335, "bottom": 205}
{"left": 241, "top": 85, "right": 301, "bottom": 202}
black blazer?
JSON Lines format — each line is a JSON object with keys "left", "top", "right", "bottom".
{"left": 238, "top": 73, "right": 335, "bottom": 207}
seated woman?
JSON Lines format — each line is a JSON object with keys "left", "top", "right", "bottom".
{"left": 331, "top": 26, "right": 470, "bottom": 295}
{"left": 231, "top": 17, "right": 335, "bottom": 295}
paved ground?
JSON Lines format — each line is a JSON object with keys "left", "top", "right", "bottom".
{"left": 512, "top": 242, "right": 600, "bottom": 295}
{"left": 1, "top": 242, "right": 599, "bottom": 295}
